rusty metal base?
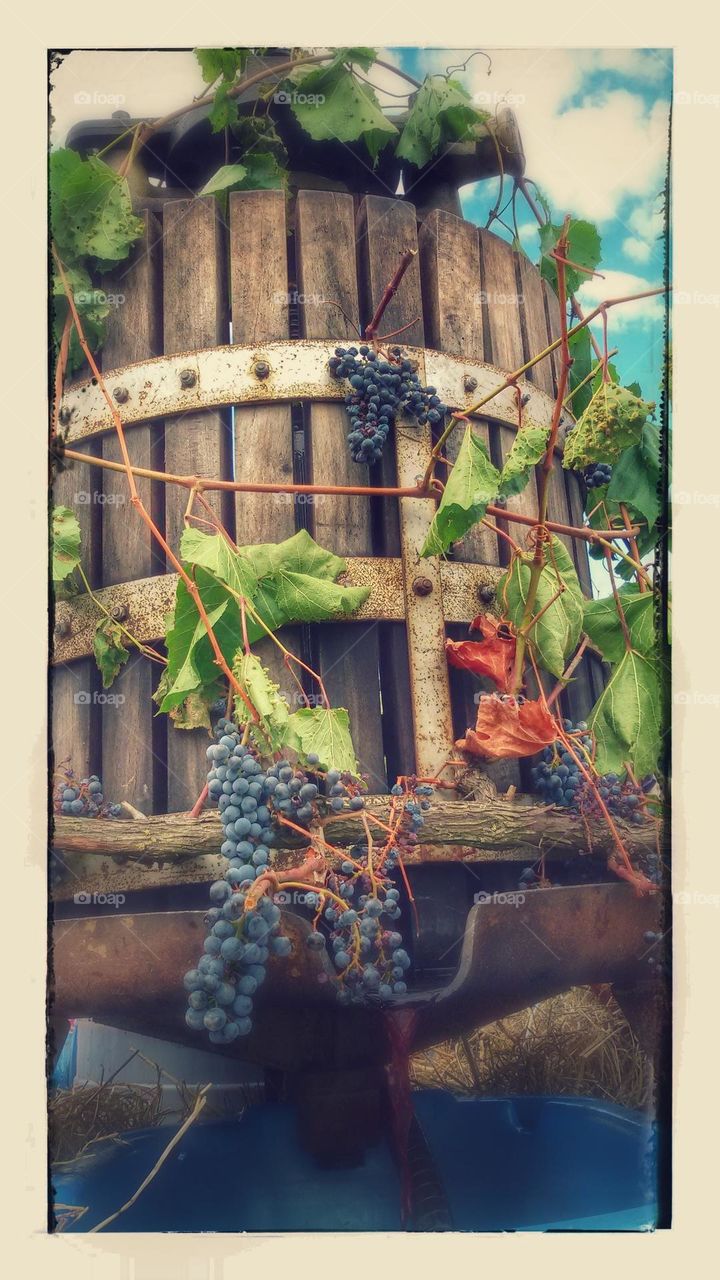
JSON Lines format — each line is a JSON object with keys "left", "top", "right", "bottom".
{"left": 51, "top": 884, "right": 662, "bottom": 1073}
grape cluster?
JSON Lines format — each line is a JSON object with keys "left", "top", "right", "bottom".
{"left": 584, "top": 462, "right": 613, "bottom": 489}
{"left": 531, "top": 720, "right": 654, "bottom": 825}
{"left": 329, "top": 345, "right": 449, "bottom": 466}
{"left": 184, "top": 718, "right": 300, "bottom": 1046}
{"left": 53, "top": 766, "right": 122, "bottom": 818}
{"left": 325, "top": 878, "right": 411, "bottom": 1003}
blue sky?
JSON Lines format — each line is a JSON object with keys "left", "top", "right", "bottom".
{"left": 388, "top": 48, "right": 672, "bottom": 407}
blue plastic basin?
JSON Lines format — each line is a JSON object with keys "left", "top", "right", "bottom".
{"left": 51, "top": 1092, "right": 658, "bottom": 1232}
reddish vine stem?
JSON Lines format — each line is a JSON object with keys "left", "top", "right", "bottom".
{"left": 365, "top": 250, "right": 417, "bottom": 339}
{"left": 546, "top": 636, "right": 590, "bottom": 708}
{"left": 619, "top": 503, "right": 647, "bottom": 591}
{"left": 61, "top": 448, "right": 640, "bottom": 542}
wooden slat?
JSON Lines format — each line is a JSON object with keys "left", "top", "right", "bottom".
{"left": 163, "top": 197, "right": 229, "bottom": 811}
{"left": 228, "top": 190, "right": 299, "bottom": 697}
{"left": 358, "top": 196, "right": 454, "bottom": 781}
{"left": 100, "top": 211, "right": 161, "bottom": 812}
{"left": 478, "top": 230, "right": 539, "bottom": 539}
{"left": 516, "top": 252, "right": 575, "bottom": 560}
{"left": 295, "top": 190, "right": 386, "bottom": 790}
{"left": 419, "top": 210, "right": 518, "bottom": 791}
{"left": 52, "top": 425, "right": 101, "bottom": 781}
{"left": 418, "top": 209, "right": 496, "bottom": 565}
{"left": 356, "top": 197, "right": 423, "bottom": 779}
{"left": 541, "top": 278, "right": 599, "bottom": 720}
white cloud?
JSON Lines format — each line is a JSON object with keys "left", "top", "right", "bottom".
{"left": 576, "top": 268, "right": 664, "bottom": 331}
{"left": 623, "top": 236, "right": 652, "bottom": 263}
{"left": 410, "top": 49, "right": 670, "bottom": 225}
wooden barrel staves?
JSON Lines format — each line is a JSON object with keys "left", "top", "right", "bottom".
{"left": 52, "top": 193, "right": 600, "bottom": 827}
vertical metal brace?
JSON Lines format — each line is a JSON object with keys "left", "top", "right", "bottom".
{"left": 394, "top": 351, "right": 455, "bottom": 780}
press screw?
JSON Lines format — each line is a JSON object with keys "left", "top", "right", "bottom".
{"left": 412, "top": 576, "right": 433, "bottom": 597}
{"left": 111, "top": 604, "right": 129, "bottom": 623}
{"left": 55, "top": 617, "right": 71, "bottom": 639}
{"left": 179, "top": 368, "right": 197, "bottom": 389}
{"left": 113, "top": 386, "right": 129, "bottom": 404}
{"left": 253, "top": 360, "right": 271, "bottom": 380}
{"left": 478, "top": 584, "right": 495, "bottom": 605}
{"left": 463, "top": 374, "right": 478, "bottom": 393}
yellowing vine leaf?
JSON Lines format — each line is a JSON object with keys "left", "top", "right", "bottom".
{"left": 421, "top": 426, "right": 500, "bottom": 557}
{"left": 233, "top": 652, "right": 292, "bottom": 754}
{"left": 52, "top": 506, "right": 81, "bottom": 583}
{"left": 287, "top": 707, "right": 359, "bottom": 773}
{"left": 93, "top": 620, "right": 129, "bottom": 688}
{"left": 562, "top": 382, "right": 655, "bottom": 471}
{"left": 498, "top": 423, "right": 550, "bottom": 498}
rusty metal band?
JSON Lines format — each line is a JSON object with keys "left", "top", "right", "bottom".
{"left": 52, "top": 557, "right": 504, "bottom": 666}
{"left": 58, "top": 341, "right": 565, "bottom": 443}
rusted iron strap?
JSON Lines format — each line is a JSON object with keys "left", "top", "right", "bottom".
{"left": 58, "top": 342, "right": 565, "bottom": 444}
{"left": 52, "top": 558, "right": 503, "bottom": 665}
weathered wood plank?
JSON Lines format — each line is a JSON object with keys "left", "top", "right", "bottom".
{"left": 419, "top": 210, "right": 518, "bottom": 790}
{"left": 163, "top": 198, "right": 229, "bottom": 810}
{"left": 228, "top": 189, "right": 299, "bottom": 695}
{"left": 100, "top": 211, "right": 161, "bottom": 811}
{"left": 353, "top": 199, "right": 425, "bottom": 778}
{"left": 478, "top": 230, "right": 539, "bottom": 538}
{"left": 296, "top": 190, "right": 386, "bottom": 790}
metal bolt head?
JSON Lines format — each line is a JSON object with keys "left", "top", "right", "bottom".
{"left": 113, "top": 385, "right": 129, "bottom": 404}
{"left": 179, "top": 368, "right": 197, "bottom": 389}
{"left": 494, "top": 496, "right": 507, "bottom": 509}
{"left": 111, "top": 604, "right": 129, "bottom": 623}
{"left": 412, "top": 576, "right": 433, "bottom": 597}
{"left": 58, "top": 405, "right": 72, "bottom": 427}
{"left": 478, "top": 584, "right": 495, "bottom": 605}
{"left": 463, "top": 374, "right": 478, "bottom": 394}
{"left": 253, "top": 360, "right": 271, "bottom": 380}
{"left": 55, "top": 617, "right": 71, "bottom": 640}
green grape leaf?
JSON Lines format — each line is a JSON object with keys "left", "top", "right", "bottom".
{"left": 498, "top": 424, "right": 550, "bottom": 498}
{"left": 199, "top": 164, "right": 247, "bottom": 196}
{"left": 421, "top": 426, "right": 500, "bottom": 557}
{"left": 566, "top": 327, "right": 594, "bottom": 418}
{"left": 52, "top": 506, "right": 82, "bottom": 583}
{"left": 583, "top": 585, "right": 656, "bottom": 664}
{"left": 286, "top": 706, "right": 358, "bottom": 773}
{"left": 539, "top": 218, "right": 602, "bottom": 295}
{"left": 499, "top": 536, "right": 583, "bottom": 678}
{"left": 607, "top": 430, "right": 661, "bottom": 530}
{"left": 93, "top": 619, "right": 129, "bottom": 688}
{"left": 588, "top": 650, "right": 662, "bottom": 777}
{"left": 195, "top": 47, "right": 250, "bottom": 84}
{"left": 396, "top": 75, "right": 489, "bottom": 169}
{"left": 208, "top": 81, "right": 240, "bottom": 133}
{"left": 232, "top": 652, "right": 292, "bottom": 754}
{"left": 161, "top": 531, "right": 369, "bottom": 710}
{"left": 289, "top": 63, "right": 398, "bottom": 163}
{"left": 52, "top": 264, "right": 110, "bottom": 372}
{"left": 50, "top": 149, "right": 144, "bottom": 266}
{"left": 563, "top": 382, "right": 655, "bottom": 471}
